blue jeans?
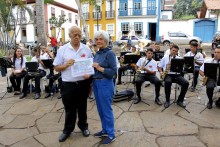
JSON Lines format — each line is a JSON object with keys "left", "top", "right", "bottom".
{"left": 93, "top": 78, "right": 115, "bottom": 138}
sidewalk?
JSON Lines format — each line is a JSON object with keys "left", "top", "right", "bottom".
{"left": 0, "top": 73, "right": 220, "bottom": 147}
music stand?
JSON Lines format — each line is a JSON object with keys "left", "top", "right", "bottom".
{"left": 124, "top": 55, "right": 141, "bottom": 64}
{"left": 184, "top": 56, "right": 194, "bottom": 73}
{"left": 120, "top": 51, "right": 131, "bottom": 57}
{"left": 153, "top": 51, "right": 164, "bottom": 61}
{"left": 161, "top": 58, "right": 190, "bottom": 113}
{"left": 200, "top": 63, "right": 219, "bottom": 113}
{"left": 0, "top": 57, "right": 13, "bottom": 100}
{"left": 140, "top": 51, "right": 146, "bottom": 57}
{"left": 41, "top": 59, "right": 54, "bottom": 69}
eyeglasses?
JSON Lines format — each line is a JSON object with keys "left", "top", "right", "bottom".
{"left": 72, "top": 34, "right": 82, "bottom": 37}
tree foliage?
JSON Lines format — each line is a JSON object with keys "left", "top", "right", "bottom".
{"left": 174, "top": 0, "right": 203, "bottom": 19}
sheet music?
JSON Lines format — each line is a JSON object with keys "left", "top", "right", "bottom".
{"left": 71, "top": 58, "right": 94, "bottom": 78}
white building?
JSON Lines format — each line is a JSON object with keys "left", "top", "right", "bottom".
{"left": 10, "top": 0, "right": 78, "bottom": 44}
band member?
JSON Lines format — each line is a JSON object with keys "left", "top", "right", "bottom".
{"left": 199, "top": 47, "right": 220, "bottom": 109}
{"left": 164, "top": 42, "right": 180, "bottom": 56}
{"left": 134, "top": 48, "right": 162, "bottom": 105}
{"left": 158, "top": 45, "right": 189, "bottom": 108}
{"left": 184, "top": 41, "right": 204, "bottom": 92}
{"left": 19, "top": 48, "right": 48, "bottom": 99}
{"left": 53, "top": 26, "right": 92, "bottom": 142}
{"left": 117, "top": 46, "right": 138, "bottom": 85}
{"left": 92, "top": 30, "right": 117, "bottom": 145}
{"left": 10, "top": 48, "right": 27, "bottom": 95}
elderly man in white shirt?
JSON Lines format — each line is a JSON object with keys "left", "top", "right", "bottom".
{"left": 53, "top": 25, "right": 93, "bottom": 142}
{"left": 20, "top": 48, "right": 48, "bottom": 99}
{"left": 184, "top": 41, "right": 204, "bottom": 92}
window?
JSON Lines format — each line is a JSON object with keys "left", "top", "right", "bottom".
{"left": 51, "top": 7, "right": 55, "bottom": 17}
{"left": 61, "top": 10, "right": 65, "bottom": 16}
{"left": 169, "top": 33, "right": 178, "bottom": 37}
{"left": 120, "top": 3, "right": 127, "bottom": 10}
{"left": 35, "top": 27, "right": 38, "bottom": 36}
{"left": 20, "top": 9, "right": 25, "bottom": 19}
{"left": 134, "top": 22, "right": 142, "bottom": 31}
{"left": 121, "top": 23, "right": 129, "bottom": 31}
{"left": 68, "top": 13, "right": 72, "bottom": 23}
{"left": 82, "top": 3, "right": 89, "bottom": 13}
{"left": 106, "top": 24, "right": 114, "bottom": 36}
{"left": 75, "top": 15, "right": 78, "bottom": 25}
{"left": 134, "top": 2, "right": 141, "bottom": 9}
{"left": 21, "top": 28, "right": 26, "bottom": 37}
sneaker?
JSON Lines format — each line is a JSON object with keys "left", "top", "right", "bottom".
{"left": 102, "top": 136, "right": 116, "bottom": 145}
{"left": 94, "top": 131, "right": 108, "bottom": 138}
{"left": 190, "top": 87, "right": 195, "bottom": 92}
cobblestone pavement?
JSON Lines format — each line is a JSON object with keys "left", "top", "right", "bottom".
{"left": 1, "top": 44, "right": 220, "bottom": 147}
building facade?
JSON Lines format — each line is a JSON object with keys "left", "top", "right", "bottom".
{"left": 81, "top": 0, "right": 116, "bottom": 41}
{"left": 9, "top": 0, "right": 78, "bottom": 44}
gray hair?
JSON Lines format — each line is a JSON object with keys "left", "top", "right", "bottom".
{"left": 94, "top": 30, "right": 109, "bottom": 43}
{"left": 68, "top": 25, "right": 82, "bottom": 35}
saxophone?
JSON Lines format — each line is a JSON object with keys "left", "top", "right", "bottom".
{"left": 161, "top": 56, "right": 172, "bottom": 80}
{"left": 135, "top": 58, "right": 147, "bottom": 81}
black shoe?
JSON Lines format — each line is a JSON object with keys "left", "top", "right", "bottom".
{"left": 34, "top": 93, "right": 41, "bottom": 99}
{"left": 82, "top": 129, "right": 90, "bottom": 137}
{"left": 155, "top": 98, "right": 162, "bottom": 105}
{"left": 117, "top": 81, "right": 122, "bottom": 85}
{"left": 177, "top": 101, "right": 186, "bottom": 108}
{"left": 45, "top": 93, "right": 51, "bottom": 98}
{"left": 164, "top": 101, "right": 170, "bottom": 108}
{"left": 207, "top": 102, "right": 213, "bottom": 109}
{"left": 19, "top": 93, "right": 27, "bottom": 99}
{"left": 190, "top": 87, "right": 195, "bottom": 92}
{"left": 134, "top": 97, "right": 141, "bottom": 104}
{"left": 59, "top": 133, "right": 70, "bottom": 142}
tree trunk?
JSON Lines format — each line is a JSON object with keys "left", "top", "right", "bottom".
{"left": 35, "top": 0, "right": 47, "bottom": 46}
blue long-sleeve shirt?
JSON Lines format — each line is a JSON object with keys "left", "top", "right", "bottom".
{"left": 93, "top": 48, "right": 117, "bottom": 79}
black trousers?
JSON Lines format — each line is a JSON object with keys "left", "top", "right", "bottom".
{"left": 47, "top": 73, "right": 60, "bottom": 93}
{"left": 10, "top": 71, "right": 26, "bottom": 91}
{"left": 164, "top": 74, "right": 189, "bottom": 102}
{"left": 117, "top": 65, "right": 134, "bottom": 83}
{"left": 135, "top": 73, "right": 161, "bottom": 99}
{"left": 61, "top": 79, "right": 91, "bottom": 134}
{"left": 206, "top": 78, "right": 220, "bottom": 103}
{"left": 192, "top": 66, "right": 200, "bottom": 88}
{"left": 22, "top": 70, "right": 46, "bottom": 94}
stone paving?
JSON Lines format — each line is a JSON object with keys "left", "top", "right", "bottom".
{"left": 0, "top": 73, "right": 220, "bottom": 147}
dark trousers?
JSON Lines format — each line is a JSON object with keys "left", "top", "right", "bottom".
{"left": 22, "top": 70, "right": 46, "bottom": 94}
{"left": 47, "top": 73, "right": 59, "bottom": 93}
{"left": 135, "top": 73, "right": 161, "bottom": 99}
{"left": 61, "top": 79, "right": 91, "bottom": 134}
{"left": 206, "top": 78, "right": 220, "bottom": 103}
{"left": 117, "top": 65, "right": 133, "bottom": 83}
{"left": 10, "top": 71, "right": 26, "bottom": 91}
{"left": 164, "top": 74, "right": 189, "bottom": 102}
{"left": 192, "top": 66, "right": 200, "bottom": 88}
{"left": 53, "top": 46, "right": 57, "bottom": 57}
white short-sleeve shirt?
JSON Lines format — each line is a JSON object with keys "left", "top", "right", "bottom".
{"left": 184, "top": 51, "right": 204, "bottom": 67}
{"left": 136, "top": 57, "right": 158, "bottom": 73}
{"left": 165, "top": 49, "right": 180, "bottom": 57}
{"left": 53, "top": 42, "right": 93, "bottom": 82}
{"left": 158, "top": 55, "right": 181, "bottom": 71}
{"left": 11, "top": 57, "right": 26, "bottom": 70}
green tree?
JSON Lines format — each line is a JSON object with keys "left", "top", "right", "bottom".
{"left": 174, "top": 0, "right": 203, "bottom": 19}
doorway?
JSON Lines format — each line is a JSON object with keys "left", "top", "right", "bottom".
{"left": 148, "top": 23, "right": 156, "bottom": 41}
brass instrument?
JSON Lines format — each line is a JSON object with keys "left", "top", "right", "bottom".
{"left": 121, "top": 42, "right": 128, "bottom": 51}
{"left": 161, "top": 57, "right": 172, "bottom": 80}
{"left": 135, "top": 58, "right": 147, "bottom": 81}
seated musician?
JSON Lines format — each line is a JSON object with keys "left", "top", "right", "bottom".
{"left": 154, "top": 42, "right": 160, "bottom": 52}
{"left": 20, "top": 48, "right": 48, "bottom": 99}
{"left": 158, "top": 45, "right": 189, "bottom": 108}
{"left": 164, "top": 42, "right": 180, "bottom": 56}
{"left": 117, "top": 46, "right": 138, "bottom": 85}
{"left": 184, "top": 41, "right": 204, "bottom": 92}
{"left": 134, "top": 48, "right": 162, "bottom": 105}
{"left": 9, "top": 48, "right": 27, "bottom": 95}
{"left": 199, "top": 47, "right": 220, "bottom": 109}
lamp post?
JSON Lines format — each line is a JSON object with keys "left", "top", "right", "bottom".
{"left": 96, "top": 5, "right": 100, "bottom": 31}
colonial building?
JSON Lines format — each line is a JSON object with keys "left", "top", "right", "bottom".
{"left": 81, "top": 0, "right": 116, "bottom": 41}
{"left": 10, "top": 0, "right": 78, "bottom": 44}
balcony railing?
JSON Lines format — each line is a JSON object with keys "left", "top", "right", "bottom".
{"left": 105, "top": 10, "right": 115, "bottom": 19}
{"left": 17, "top": 17, "right": 28, "bottom": 24}
{"left": 118, "top": 7, "right": 157, "bottom": 17}
{"left": 83, "top": 13, "right": 90, "bottom": 20}
{"left": 93, "top": 12, "right": 102, "bottom": 20}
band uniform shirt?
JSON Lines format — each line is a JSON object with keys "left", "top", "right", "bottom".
{"left": 11, "top": 57, "right": 26, "bottom": 70}
{"left": 184, "top": 51, "right": 204, "bottom": 67}
{"left": 165, "top": 48, "right": 180, "bottom": 57}
{"left": 53, "top": 42, "right": 93, "bottom": 82}
{"left": 158, "top": 55, "right": 181, "bottom": 71}
{"left": 200, "top": 59, "right": 219, "bottom": 72}
{"left": 136, "top": 57, "right": 158, "bottom": 73}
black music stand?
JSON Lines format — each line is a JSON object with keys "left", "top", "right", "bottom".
{"left": 200, "top": 63, "right": 219, "bottom": 113}
{"left": 124, "top": 55, "right": 141, "bottom": 64}
{"left": 0, "top": 57, "right": 13, "bottom": 100}
{"left": 161, "top": 58, "right": 190, "bottom": 113}
{"left": 120, "top": 51, "right": 131, "bottom": 57}
{"left": 41, "top": 59, "right": 54, "bottom": 68}
{"left": 153, "top": 51, "right": 164, "bottom": 61}
{"left": 184, "top": 56, "right": 194, "bottom": 74}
